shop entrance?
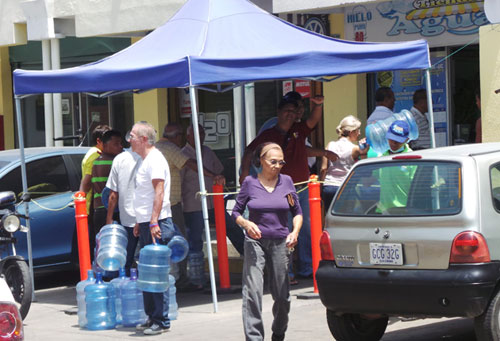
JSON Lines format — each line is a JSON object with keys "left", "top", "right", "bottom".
{"left": 449, "top": 44, "right": 480, "bottom": 144}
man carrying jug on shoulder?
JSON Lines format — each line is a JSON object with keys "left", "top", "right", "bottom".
{"left": 128, "top": 121, "right": 176, "bottom": 335}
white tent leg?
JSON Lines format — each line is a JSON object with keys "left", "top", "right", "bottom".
{"left": 14, "top": 97, "right": 36, "bottom": 301}
{"left": 425, "top": 68, "right": 436, "bottom": 148}
{"left": 189, "top": 86, "right": 218, "bottom": 313}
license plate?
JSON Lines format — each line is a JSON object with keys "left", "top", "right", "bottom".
{"left": 369, "top": 243, "right": 403, "bottom": 265}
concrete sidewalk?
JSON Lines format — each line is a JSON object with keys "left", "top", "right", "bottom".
{"left": 23, "top": 277, "right": 330, "bottom": 340}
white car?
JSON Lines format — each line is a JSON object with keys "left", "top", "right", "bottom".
{"left": 0, "top": 275, "right": 24, "bottom": 340}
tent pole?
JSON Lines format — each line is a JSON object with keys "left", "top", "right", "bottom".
{"left": 425, "top": 69, "right": 436, "bottom": 148}
{"left": 189, "top": 86, "right": 218, "bottom": 313}
{"left": 14, "top": 97, "right": 36, "bottom": 301}
{"left": 233, "top": 86, "right": 243, "bottom": 185}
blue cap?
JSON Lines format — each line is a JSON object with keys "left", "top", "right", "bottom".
{"left": 386, "top": 120, "right": 409, "bottom": 143}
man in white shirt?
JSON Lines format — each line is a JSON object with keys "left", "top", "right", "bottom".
{"left": 105, "top": 148, "right": 141, "bottom": 276}
{"left": 367, "top": 87, "right": 395, "bottom": 125}
{"left": 409, "top": 89, "right": 431, "bottom": 150}
{"left": 128, "top": 121, "right": 176, "bottom": 335}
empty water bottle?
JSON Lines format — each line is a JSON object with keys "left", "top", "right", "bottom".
{"left": 365, "top": 110, "right": 419, "bottom": 154}
{"left": 96, "top": 224, "right": 128, "bottom": 271}
{"left": 121, "top": 268, "right": 147, "bottom": 327}
{"left": 137, "top": 244, "right": 171, "bottom": 293}
{"left": 110, "top": 267, "right": 129, "bottom": 325}
{"left": 167, "top": 235, "right": 189, "bottom": 263}
{"left": 168, "top": 275, "right": 178, "bottom": 320}
{"left": 76, "top": 270, "right": 96, "bottom": 328}
{"left": 187, "top": 251, "right": 205, "bottom": 287}
{"left": 85, "top": 272, "right": 116, "bottom": 330}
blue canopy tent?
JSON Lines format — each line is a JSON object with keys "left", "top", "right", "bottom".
{"left": 12, "top": 0, "right": 431, "bottom": 310}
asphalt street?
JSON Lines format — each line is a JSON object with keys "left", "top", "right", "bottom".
{"left": 23, "top": 271, "right": 478, "bottom": 340}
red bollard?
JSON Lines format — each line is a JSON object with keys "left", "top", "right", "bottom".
{"left": 74, "top": 191, "right": 92, "bottom": 281}
{"left": 212, "top": 184, "right": 231, "bottom": 289}
{"left": 308, "top": 175, "right": 322, "bottom": 293}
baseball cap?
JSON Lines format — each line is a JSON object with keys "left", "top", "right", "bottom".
{"left": 386, "top": 120, "right": 409, "bottom": 143}
{"left": 278, "top": 91, "right": 301, "bottom": 109}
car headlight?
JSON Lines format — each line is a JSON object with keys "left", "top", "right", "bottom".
{"left": 2, "top": 214, "right": 20, "bottom": 233}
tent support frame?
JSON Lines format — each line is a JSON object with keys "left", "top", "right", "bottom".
{"left": 189, "top": 85, "right": 219, "bottom": 313}
{"left": 14, "top": 97, "right": 36, "bottom": 302}
{"left": 425, "top": 68, "right": 436, "bottom": 148}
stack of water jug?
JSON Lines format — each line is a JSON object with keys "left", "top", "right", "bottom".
{"left": 76, "top": 223, "right": 188, "bottom": 330}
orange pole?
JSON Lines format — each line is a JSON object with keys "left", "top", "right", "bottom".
{"left": 212, "top": 184, "right": 231, "bottom": 289}
{"left": 308, "top": 175, "right": 322, "bottom": 293}
{"left": 74, "top": 191, "right": 92, "bottom": 280}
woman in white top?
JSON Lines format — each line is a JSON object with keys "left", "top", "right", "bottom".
{"left": 320, "top": 115, "right": 368, "bottom": 209}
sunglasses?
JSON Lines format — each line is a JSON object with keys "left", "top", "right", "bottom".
{"left": 264, "top": 159, "right": 286, "bottom": 166}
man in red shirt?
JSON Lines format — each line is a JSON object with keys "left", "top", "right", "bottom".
{"left": 239, "top": 94, "right": 326, "bottom": 278}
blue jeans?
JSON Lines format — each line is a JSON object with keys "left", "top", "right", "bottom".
{"left": 183, "top": 211, "right": 204, "bottom": 253}
{"left": 138, "top": 217, "right": 177, "bottom": 328}
{"left": 124, "top": 226, "right": 139, "bottom": 277}
{"left": 288, "top": 188, "right": 312, "bottom": 277}
{"left": 322, "top": 185, "right": 339, "bottom": 212}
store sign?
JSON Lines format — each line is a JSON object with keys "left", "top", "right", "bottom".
{"left": 283, "top": 81, "right": 293, "bottom": 95}
{"left": 345, "top": 0, "right": 489, "bottom": 46}
{"left": 294, "top": 80, "right": 311, "bottom": 98}
{"left": 198, "top": 111, "right": 231, "bottom": 147}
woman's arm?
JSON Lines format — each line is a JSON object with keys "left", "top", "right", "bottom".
{"left": 320, "top": 154, "right": 328, "bottom": 181}
{"left": 286, "top": 214, "right": 303, "bottom": 248}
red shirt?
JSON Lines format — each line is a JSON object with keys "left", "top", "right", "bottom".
{"left": 247, "top": 121, "right": 312, "bottom": 183}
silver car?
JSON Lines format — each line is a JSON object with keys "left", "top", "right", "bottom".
{"left": 317, "top": 143, "right": 500, "bottom": 341}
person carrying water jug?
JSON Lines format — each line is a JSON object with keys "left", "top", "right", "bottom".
{"left": 375, "top": 120, "right": 416, "bottom": 214}
{"left": 128, "top": 121, "right": 178, "bottom": 335}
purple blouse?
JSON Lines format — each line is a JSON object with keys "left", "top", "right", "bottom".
{"left": 232, "top": 174, "right": 302, "bottom": 239}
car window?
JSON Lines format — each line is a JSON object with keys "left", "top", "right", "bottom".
{"left": 69, "top": 153, "right": 85, "bottom": 180}
{"left": 490, "top": 164, "right": 500, "bottom": 211}
{"left": 0, "top": 156, "right": 70, "bottom": 200}
{"left": 332, "top": 161, "right": 462, "bottom": 216}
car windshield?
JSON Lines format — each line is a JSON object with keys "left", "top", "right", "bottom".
{"left": 332, "top": 161, "right": 462, "bottom": 216}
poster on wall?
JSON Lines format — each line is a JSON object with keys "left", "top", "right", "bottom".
{"left": 345, "top": 0, "right": 489, "bottom": 46}
{"left": 375, "top": 50, "right": 448, "bottom": 147}
{"left": 198, "top": 111, "right": 232, "bottom": 150}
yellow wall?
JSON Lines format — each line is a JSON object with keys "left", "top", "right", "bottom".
{"left": 0, "top": 47, "right": 14, "bottom": 149}
{"left": 480, "top": 24, "right": 500, "bottom": 143}
{"left": 133, "top": 88, "right": 168, "bottom": 136}
{"left": 323, "top": 14, "right": 367, "bottom": 145}
{"left": 131, "top": 37, "right": 169, "bottom": 137}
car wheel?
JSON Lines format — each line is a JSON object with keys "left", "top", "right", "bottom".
{"left": 326, "top": 309, "right": 388, "bottom": 341}
{"left": 474, "top": 289, "right": 500, "bottom": 340}
{"left": 3, "top": 260, "right": 32, "bottom": 320}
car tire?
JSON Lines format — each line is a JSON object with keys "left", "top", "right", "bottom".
{"left": 3, "top": 260, "right": 32, "bottom": 320}
{"left": 474, "top": 289, "right": 500, "bottom": 340}
{"left": 326, "top": 310, "right": 388, "bottom": 341}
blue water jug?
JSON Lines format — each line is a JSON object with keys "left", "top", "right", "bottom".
{"left": 85, "top": 272, "right": 116, "bottom": 330}
{"left": 187, "top": 251, "right": 205, "bottom": 287}
{"left": 110, "top": 267, "right": 129, "bottom": 325}
{"left": 76, "top": 270, "right": 96, "bottom": 328}
{"left": 167, "top": 235, "right": 189, "bottom": 264}
{"left": 365, "top": 110, "right": 419, "bottom": 154}
{"left": 96, "top": 224, "right": 128, "bottom": 271}
{"left": 121, "top": 268, "right": 148, "bottom": 327}
{"left": 168, "top": 275, "right": 178, "bottom": 320}
{"left": 137, "top": 244, "right": 172, "bottom": 293}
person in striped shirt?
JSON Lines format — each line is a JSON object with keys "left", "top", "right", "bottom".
{"left": 91, "top": 130, "right": 123, "bottom": 234}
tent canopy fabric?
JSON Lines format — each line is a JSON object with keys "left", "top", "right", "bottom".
{"left": 13, "top": 0, "right": 430, "bottom": 95}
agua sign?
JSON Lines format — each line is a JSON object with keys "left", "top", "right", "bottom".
{"left": 345, "top": 0, "right": 489, "bottom": 46}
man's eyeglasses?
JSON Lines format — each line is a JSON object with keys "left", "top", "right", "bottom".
{"left": 264, "top": 159, "right": 286, "bottom": 166}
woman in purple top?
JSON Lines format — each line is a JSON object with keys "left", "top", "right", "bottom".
{"left": 232, "top": 142, "right": 303, "bottom": 341}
